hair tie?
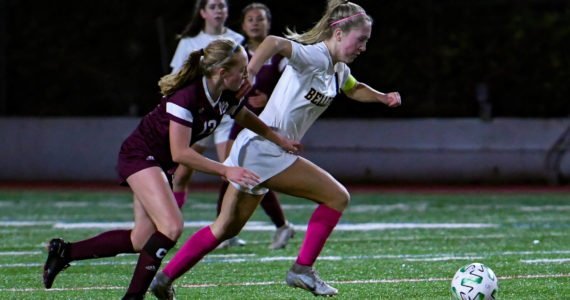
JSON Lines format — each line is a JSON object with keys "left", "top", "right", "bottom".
{"left": 213, "top": 44, "right": 240, "bottom": 65}
{"left": 199, "top": 48, "right": 205, "bottom": 56}
{"left": 329, "top": 12, "right": 366, "bottom": 27}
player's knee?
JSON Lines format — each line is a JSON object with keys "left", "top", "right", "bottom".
{"left": 339, "top": 187, "right": 351, "bottom": 210}
{"left": 160, "top": 218, "right": 184, "bottom": 241}
{"left": 331, "top": 185, "right": 350, "bottom": 211}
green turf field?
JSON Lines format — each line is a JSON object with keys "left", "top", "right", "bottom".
{"left": 0, "top": 188, "right": 568, "bottom": 299}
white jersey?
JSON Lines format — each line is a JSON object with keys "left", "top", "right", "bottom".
{"left": 225, "top": 41, "right": 352, "bottom": 194}
{"left": 247, "top": 41, "right": 351, "bottom": 141}
{"left": 170, "top": 29, "right": 244, "bottom": 73}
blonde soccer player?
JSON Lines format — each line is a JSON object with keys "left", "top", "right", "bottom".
{"left": 151, "top": 0, "right": 401, "bottom": 298}
{"left": 42, "top": 38, "right": 300, "bottom": 300}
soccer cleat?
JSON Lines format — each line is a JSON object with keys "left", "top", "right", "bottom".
{"left": 216, "top": 236, "right": 247, "bottom": 249}
{"left": 286, "top": 263, "right": 338, "bottom": 296}
{"left": 269, "top": 222, "right": 295, "bottom": 250}
{"left": 42, "top": 238, "right": 71, "bottom": 289}
{"left": 121, "top": 294, "right": 145, "bottom": 300}
{"left": 149, "top": 271, "right": 176, "bottom": 300}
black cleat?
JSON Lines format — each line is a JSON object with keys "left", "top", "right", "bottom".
{"left": 42, "top": 238, "right": 71, "bottom": 289}
{"left": 121, "top": 294, "right": 145, "bottom": 300}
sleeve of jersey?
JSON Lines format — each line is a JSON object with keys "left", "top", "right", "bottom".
{"left": 227, "top": 97, "right": 246, "bottom": 118}
{"left": 339, "top": 64, "right": 355, "bottom": 92}
{"left": 289, "top": 42, "right": 328, "bottom": 72}
{"left": 165, "top": 95, "right": 193, "bottom": 127}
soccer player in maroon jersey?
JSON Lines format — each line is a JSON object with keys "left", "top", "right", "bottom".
{"left": 42, "top": 38, "right": 301, "bottom": 300}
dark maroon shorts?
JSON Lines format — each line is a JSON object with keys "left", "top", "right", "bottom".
{"left": 116, "top": 134, "right": 172, "bottom": 186}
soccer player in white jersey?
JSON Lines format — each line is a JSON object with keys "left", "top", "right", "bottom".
{"left": 150, "top": 0, "right": 401, "bottom": 298}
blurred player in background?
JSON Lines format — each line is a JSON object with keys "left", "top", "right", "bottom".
{"left": 150, "top": 0, "right": 401, "bottom": 298}
{"left": 169, "top": 0, "right": 248, "bottom": 248}
{"left": 42, "top": 38, "right": 300, "bottom": 300}
{"left": 173, "top": 1, "right": 295, "bottom": 250}
{"left": 214, "top": 2, "right": 295, "bottom": 250}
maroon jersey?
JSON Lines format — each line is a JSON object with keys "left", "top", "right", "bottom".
{"left": 117, "top": 77, "right": 244, "bottom": 184}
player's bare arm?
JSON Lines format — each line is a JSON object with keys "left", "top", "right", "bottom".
{"left": 233, "top": 107, "right": 302, "bottom": 154}
{"left": 344, "top": 79, "right": 402, "bottom": 107}
{"left": 247, "top": 35, "right": 292, "bottom": 80}
{"left": 169, "top": 121, "right": 260, "bottom": 187}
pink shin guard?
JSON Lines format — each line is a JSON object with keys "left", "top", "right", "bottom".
{"left": 163, "top": 226, "right": 220, "bottom": 280}
{"left": 296, "top": 204, "right": 342, "bottom": 266}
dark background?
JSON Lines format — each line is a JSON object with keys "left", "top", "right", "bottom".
{"left": 1, "top": 0, "right": 569, "bottom": 118}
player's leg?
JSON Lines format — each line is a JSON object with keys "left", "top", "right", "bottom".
{"left": 265, "top": 157, "right": 349, "bottom": 212}
{"left": 151, "top": 185, "right": 263, "bottom": 298}
{"left": 122, "top": 167, "right": 183, "bottom": 299}
{"left": 213, "top": 119, "right": 248, "bottom": 248}
{"left": 170, "top": 143, "right": 205, "bottom": 208}
{"left": 261, "top": 191, "right": 296, "bottom": 250}
{"left": 42, "top": 195, "right": 155, "bottom": 289}
{"left": 171, "top": 164, "right": 195, "bottom": 208}
{"left": 263, "top": 157, "right": 349, "bottom": 296}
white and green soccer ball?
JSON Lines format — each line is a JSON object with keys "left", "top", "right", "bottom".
{"left": 451, "top": 262, "right": 498, "bottom": 300}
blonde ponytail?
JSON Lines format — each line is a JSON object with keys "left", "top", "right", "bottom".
{"left": 285, "top": 1, "right": 371, "bottom": 45}
{"left": 158, "top": 38, "right": 244, "bottom": 96}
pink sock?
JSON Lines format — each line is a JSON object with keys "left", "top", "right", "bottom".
{"left": 173, "top": 191, "right": 186, "bottom": 208}
{"left": 162, "top": 226, "right": 220, "bottom": 280}
{"left": 296, "top": 205, "right": 342, "bottom": 267}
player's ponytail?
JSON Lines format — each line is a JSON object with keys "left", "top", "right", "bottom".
{"left": 159, "top": 38, "right": 244, "bottom": 96}
{"left": 285, "top": 1, "right": 371, "bottom": 45}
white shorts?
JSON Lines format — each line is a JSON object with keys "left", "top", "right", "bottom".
{"left": 223, "top": 130, "right": 298, "bottom": 195}
{"left": 195, "top": 114, "right": 233, "bottom": 147}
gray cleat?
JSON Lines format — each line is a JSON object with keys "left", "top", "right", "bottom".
{"left": 216, "top": 236, "right": 247, "bottom": 249}
{"left": 269, "top": 222, "right": 295, "bottom": 250}
{"left": 149, "top": 271, "right": 176, "bottom": 300}
{"left": 286, "top": 263, "right": 338, "bottom": 296}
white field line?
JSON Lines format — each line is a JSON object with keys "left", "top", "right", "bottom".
{"left": 5, "top": 201, "right": 570, "bottom": 212}
{"left": 0, "top": 221, "right": 53, "bottom": 227}
{"left": 404, "top": 256, "right": 483, "bottom": 262}
{"left": 521, "top": 258, "right": 570, "bottom": 264}
{"left": 1, "top": 273, "right": 569, "bottom": 292}
{"left": 0, "top": 220, "right": 498, "bottom": 231}
{"left": 3, "top": 250, "right": 570, "bottom": 268}
{"left": 0, "top": 251, "right": 41, "bottom": 256}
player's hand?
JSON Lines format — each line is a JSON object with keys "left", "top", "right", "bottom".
{"left": 279, "top": 138, "right": 304, "bottom": 155}
{"left": 247, "top": 90, "right": 268, "bottom": 108}
{"left": 223, "top": 166, "right": 260, "bottom": 189}
{"left": 385, "top": 92, "right": 401, "bottom": 107}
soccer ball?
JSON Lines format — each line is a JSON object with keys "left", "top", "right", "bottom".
{"left": 451, "top": 262, "right": 498, "bottom": 300}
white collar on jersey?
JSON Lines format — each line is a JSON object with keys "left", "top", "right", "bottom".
{"left": 202, "top": 76, "right": 220, "bottom": 107}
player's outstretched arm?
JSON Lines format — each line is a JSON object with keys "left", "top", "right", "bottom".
{"left": 233, "top": 107, "right": 302, "bottom": 154}
{"left": 169, "top": 121, "right": 261, "bottom": 188}
{"left": 343, "top": 78, "right": 401, "bottom": 107}
{"left": 247, "top": 35, "right": 292, "bottom": 81}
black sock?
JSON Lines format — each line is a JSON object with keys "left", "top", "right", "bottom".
{"left": 124, "top": 231, "right": 176, "bottom": 298}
